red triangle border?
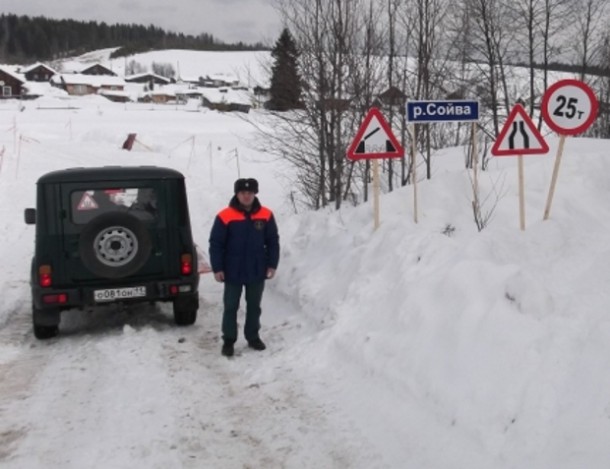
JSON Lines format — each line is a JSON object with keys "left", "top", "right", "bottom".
{"left": 347, "top": 107, "right": 405, "bottom": 160}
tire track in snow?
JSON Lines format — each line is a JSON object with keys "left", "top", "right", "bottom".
{"left": 158, "top": 287, "right": 387, "bottom": 468}
{"left": 0, "top": 289, "right": 386, "bottom": 468}
{"left": 0, "top": 305, "right": 53, "bottom": 464}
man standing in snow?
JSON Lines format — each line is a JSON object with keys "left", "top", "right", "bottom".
{"left": 209, "top": 178, "right": 280, "bottom": 357}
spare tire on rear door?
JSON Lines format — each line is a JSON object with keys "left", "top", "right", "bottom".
{"left": 79, "top": 212, "right": 152, "bottom": 279}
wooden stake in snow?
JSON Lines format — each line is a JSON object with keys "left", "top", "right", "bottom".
{"left": 518, "top": 155, "right": 526, "bottom": 231}
{"left": 542, "top": 135, "right": 566, "bottom": 221}
{"left": 410, "top": 124, "right": 418, "bottom": 224}
{"left": 373, "top": 158, "right": 380, "bottom": 230}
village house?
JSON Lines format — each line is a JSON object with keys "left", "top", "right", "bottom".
{"left": 177, "top": 75, "right": 200, "bottom": 86}
{"left": 200, "top": 87, "right": 252, "bottom": 113}
{"left": 80, "top": 63, "right": 117, "bottom": 76}
{"left": 22, "top": 63, "right": 57, "bottom": 82}
{"left": 315, "top": 97, "right": 351, "bottom": 113}
{"left": 144, "top": 84, "right": 180, "bottom": 104}
{"left": 252, "top": 85, "right": 270, "bottom": 108}
{"left": 370, "top": 86, "right": 408, "bottom": 114}
{"left": 0, "top": 67, "right": 25, "bottom": 98}
{"left": 176, "top": 88, "right": 204, "bottom": 104}
{"left": 50, "top": 73, "right": 127, "bottom": 98}
{"left": 143, "top": 83, "right": 200, "bottom": 104}
{"left": 144, "top": 90, "right": 173, "bottom": 104}
{"left": 200, "top": 74, "right": 240, "bottom": 88}
{"left": 378, "top": 86, "right": 407, "bottom": 107}
{"left": 125, "top": 72, "right": 171, "bottom": 88}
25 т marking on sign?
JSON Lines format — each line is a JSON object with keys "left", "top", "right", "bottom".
{"left": 553, "top": 95, "right": 584, "bottom": 120}
{"left": 541, "top": 79, "right": 598, "bottom": 136}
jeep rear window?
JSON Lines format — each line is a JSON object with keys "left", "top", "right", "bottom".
{"left": 71, "top": 187, "right": 157, "bottom": 224}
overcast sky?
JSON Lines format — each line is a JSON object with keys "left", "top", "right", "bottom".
{"left": 2, "top": 0, "right": 283, "bottom": 45}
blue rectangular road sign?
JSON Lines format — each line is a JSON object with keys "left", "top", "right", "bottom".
{"left": 406, "top": 100, "right": 479, "bottom": 123}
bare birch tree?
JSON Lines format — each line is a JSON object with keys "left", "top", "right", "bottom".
{"left": 400, "top": 0, "right": 452, "bottom": 179}
{"left": 537, "top": 0, "right": 573, "bottom": 128}
{"left": 572, "top": 0, "right": 607, "bottom": 80}
{"left": 464, "top": 0, "right": 516, "bottom": 135}
{"left": 383, "top": 0, "right": 402, "bottom": 191}
{"left": 508, "top": 0, "right": 571, "bottom": 128}
{"left": 348, "top": 1, "right": 385, "bottom": 203}
{"left": 269, "top": 0, "right": 372, "bottom": 209}
{"left": 592, "top": 33, "right": 610, "bottom": 138}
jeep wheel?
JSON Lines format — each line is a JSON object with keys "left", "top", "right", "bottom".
{"left": 173, "top": 294, "right": 198, "bottom": 326}
{"left": 174, "top": 308, "right": 197, "bottom": 326}
{"left": 79, "top": 212, "right": 152, "bottom": 279}
{"left": 33, "top": 324, "right": 59, "bottom": 340}
{"left": 33, "top": 304, "right": 60, "bottom": 340}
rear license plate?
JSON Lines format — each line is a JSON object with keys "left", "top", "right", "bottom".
{"left": 94, "top": 286, "right": 146, "bottom": 302}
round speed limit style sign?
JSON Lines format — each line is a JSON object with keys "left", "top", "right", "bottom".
{"left": 541, "top": 79, "right": 598, "bottom": 135}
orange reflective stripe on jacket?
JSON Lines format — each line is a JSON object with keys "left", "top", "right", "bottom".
{"left": 218, "top": 207, "right": 245, "bottom": 225}
{"left": 218, "top": 206, "right": 272, "bottom": 225}
{"left": 252, "top": 207, "right": 272, "bottom": 221}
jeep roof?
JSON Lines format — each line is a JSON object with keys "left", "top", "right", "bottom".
{"left": 37, "top": 166, "right": 184, "bottom": 184}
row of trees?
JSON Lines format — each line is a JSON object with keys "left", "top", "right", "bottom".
{"left": 0, "top": 13, "right": 266, "bottom": 63}
{"left": 124, "top": 60, "right": 177, "bottom": 79}
{"left": 262, "top": 0, "right": 610, "bottom": 211}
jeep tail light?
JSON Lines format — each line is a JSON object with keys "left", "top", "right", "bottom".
{"left": 39, "top": 265, "right": 52, "bottom": 288}
{"left": 169, "top": 284, "right": 192, "bottom": 296}
{"left": 181, "top": 254, "right": 193, "bottom": 275}
{"left": 43, "top": 293, "right": 67, "bottom": 305}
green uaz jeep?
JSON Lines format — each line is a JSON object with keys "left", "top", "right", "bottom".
{"left": 24, "top": 166, "right": 200, "bottom": 339}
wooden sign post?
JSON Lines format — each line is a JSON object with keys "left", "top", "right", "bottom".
{"left": 542, "top": 135, "right": 566, "bottom": 221}
{"left": 518, "top": 155, "right": 526, "bottom": 231}
{"left": 373, "top": 159, "right": 381, "bottom": 230}
{"left": 410, "top": 124, "right": 418, "bottom": 224}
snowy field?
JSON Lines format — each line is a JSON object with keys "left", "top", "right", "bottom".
{"left": 1, "top": 58, "right": 610, "bottom": 468}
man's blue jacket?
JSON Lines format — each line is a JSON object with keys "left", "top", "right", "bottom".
{"left": 209, "top": 196, "right": 280, "bottom": 285}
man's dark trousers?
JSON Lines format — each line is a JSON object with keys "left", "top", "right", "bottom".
{"left": 222, "top": 281, "right": 265, "bottom": 343}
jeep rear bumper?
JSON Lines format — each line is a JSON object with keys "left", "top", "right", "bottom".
{"left": 32, "top": 278, "right": 200, "bottom": 311}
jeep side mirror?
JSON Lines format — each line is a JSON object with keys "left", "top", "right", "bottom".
{"left": 24, "top": 208, "right": 36, "bottom": 225}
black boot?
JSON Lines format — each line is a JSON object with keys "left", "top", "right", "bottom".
{"left": 247, "top": 338, "right": 266, "bottom": 351}
{"left": 221, "top": 341, "right": 235, "bottom": 357}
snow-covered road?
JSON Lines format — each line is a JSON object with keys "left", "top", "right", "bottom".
{"left": 0, "top": 283, "right": 385, "bottom": 469}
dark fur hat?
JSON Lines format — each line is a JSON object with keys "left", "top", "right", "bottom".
{"left": 234, "top": 178, "right": 259, "bottom": 194}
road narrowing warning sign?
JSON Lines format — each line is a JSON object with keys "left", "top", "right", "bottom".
{"left": 491, "top": 104, "right": 549, "bottom": 156}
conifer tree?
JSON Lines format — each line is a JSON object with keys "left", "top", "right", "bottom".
{"left": 267, "top": 28, "right": 302, "bottom": 111}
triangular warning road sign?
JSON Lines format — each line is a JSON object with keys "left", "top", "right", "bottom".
{"left": 491, "top": 104, "right": 549, "bottom": 156}
{"left": 347, "top": 107, "right": 404, "bottom": 160}
{"left": 77, "top": 192, "right": 99, "bottom": 210}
